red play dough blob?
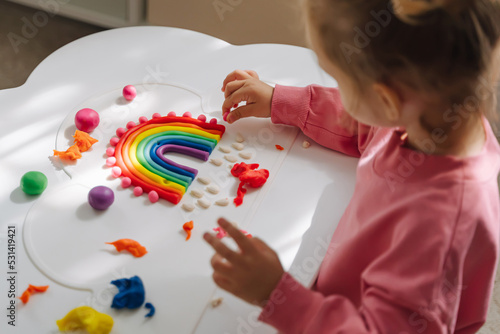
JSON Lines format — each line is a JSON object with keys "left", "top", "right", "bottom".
{"left": 75, "top": 108, "right": 100, "bottom": 133}
{"left": 230, "top": 162, "right": 269, "bottom": 207}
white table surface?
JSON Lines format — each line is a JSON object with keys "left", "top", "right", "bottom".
{"left": 0, "top": 26, "right": 358, "bottom": 334}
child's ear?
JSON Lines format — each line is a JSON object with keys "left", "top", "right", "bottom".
{"left": 372, "top": 83, "right": 402, "bottom": 124}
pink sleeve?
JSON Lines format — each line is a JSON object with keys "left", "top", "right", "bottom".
{"left": 258, "top": 204, "right": 472, "bottom": 333}
{"left": 271, "top": 84, "right": 375, "bottom": 158}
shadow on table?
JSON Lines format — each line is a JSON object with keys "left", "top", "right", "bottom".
{"left": 10, "top": 187, "right": 40, "bottom": 204}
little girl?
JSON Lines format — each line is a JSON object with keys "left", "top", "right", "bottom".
{"left": 203, "top": 0, "right": 500, "bottom": 332}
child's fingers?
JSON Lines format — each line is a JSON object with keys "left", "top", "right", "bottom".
{"left": 222, "top": 87, "right": 248, "bottom": 113}
{"left": 217, "top": 218, "right": 256, "bottom": 254}
{"left": 245, "top": 70, "right": 259, "bottom": 79}
{"left": 210, "top": 253, "right": 233, "bottom": 275}
{"left": 250, "top": 237, "right": 270, "bottom": 251}
{"left": 221, "top": 69, "right": 255, "bottom": 92}
{"left": 226, "top": 104, "right": 258, "bottom": 124}
{"left": 212, "top": 272, "right": 233, "bottom": 291}
{"left": 204, "top": 232, "right": 243, "bottom": 264}
{"left": 224, "top": 80, "right": 246, "bottom": 98}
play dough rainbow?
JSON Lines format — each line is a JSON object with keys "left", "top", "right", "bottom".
{"left": 108, "top": 114, "right": 225, "bottom": 204}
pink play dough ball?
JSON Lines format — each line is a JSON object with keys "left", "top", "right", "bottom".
{"left": 148, "top": 191, "right": 159, "bottom": 203}
{"left": 75, "top": 108, "right": 100, "bottom": 133}
{"left": 116, "top": 127, "right": 127, "bottom": 137}
{"left": 133, "top": 187, "right": 143, "bottom": 196}
{"left": 209, "top": 118, "right": 218, "bottom": 124}
{"left": 126, "top": 121, "right": 136, "bottom": 129}
{"left": 197, "top": 114, "right": 207, "bottom": 122}
{"left": 152, "top": 113, "right": 161, "bottom": 118}
{"left": 121, "top": 177, "right": 132, "bottom": 188}
{"left": 183, "top": 111, "right": 192, "bottom": 118}
{"left": 123, "top": 85, "right": 137, "bottom": 101}
{"left": 109, "top": 137, "right": 119, "bottom": 146}
{"left": 167, "top": 111, "right": 176, "bottom": 117}
{"left": 106, "top": 157, "right": 116, "bottom": 167}
{"left": 106, "top": 147, "right": 115, "bottom": 157}
{"left": 139, "top": 116, "right": 148, "bottom": 124}
{"left": 111, "top": 166, "right": 122, "bottom": 178}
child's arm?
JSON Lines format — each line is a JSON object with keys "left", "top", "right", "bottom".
{"left": 204, "top": 215, "right": 471, "bottom": 334}
{"left": 222, "top": 70, "right": 375, "bottom": 158}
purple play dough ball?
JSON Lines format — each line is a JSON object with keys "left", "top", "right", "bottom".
{"left": 88, "top": 186, "right": 115, "bottom": 210}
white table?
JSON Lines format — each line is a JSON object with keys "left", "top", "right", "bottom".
{"left": 0, "top": 27, "right": 358, "bottom": 334}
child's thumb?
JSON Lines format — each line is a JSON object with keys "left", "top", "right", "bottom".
{"left": 227, "top": 104, "right": 259, "bottom": 123}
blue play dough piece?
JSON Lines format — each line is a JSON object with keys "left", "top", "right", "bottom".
{"left": 144, "top": 302, "right": 155, "bottom": 318}
{"left": 110, "top": 276, "right": 145, "bottom": 309}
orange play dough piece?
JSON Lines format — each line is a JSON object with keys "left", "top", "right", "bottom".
{"left": 183, "top": 221, "right": 194, "bottom": 241}
{"left": 19, "top": 284, "right": 49, "bottom": 304}
{"left": 275, "top": 145, "right": 284, "bottom": 151}
{"left": 73, "top": 130, "right": 98, "bottom": 152}
{"left": 105, "top": 239, "right": 147, "bottom": 257}
{"left": 53, "top": 144, "right": 82, "bottom": 160}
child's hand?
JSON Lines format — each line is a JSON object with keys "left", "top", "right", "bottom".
{"left": 221, "top": 70, "right": 274, "bottom": 124}
{"left": 204, "top": 218, "right": 284, "bottom": 306}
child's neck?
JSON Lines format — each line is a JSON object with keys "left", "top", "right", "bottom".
{"left": 404, "top": 110, "right": 486, "bottom": 158}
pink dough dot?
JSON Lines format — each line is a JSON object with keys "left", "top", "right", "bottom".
{"left": 111, "top": 166, "right": 122, "bottom": 178}
{"left": 126, "top": 121, "right": 136, "bottom": 129}
{"left": 116, "top": 127, "right": 127, "bottom": 137}
{"left": 139, "top": 116, "right": 148, "bottom": 124}
{"left": 167, "top": 111, "right": 176, "bottom": 117}
{"left": 123, "top": 85, "right": 137, "bottom": 101}
{"left": 106, "top": 147, "right": 115, "bottom": 157}
{"left": 148, "top": 191, "right": 159, "bottom": 203}
{"left": 121, "top": 177, "right": 132, "bottom": 188}
{"left": 223, "top": 111, "right": 230, "bottom": 122}
{"left": 133, "top": 187, "right": 143, "bottom": 196}
{"left": 75, "top": 108, "right": 100, "bottom": 133}
{"left": 152, "top": 113, "right": 161, "bottom": 118}
{"left": 106, "top": 157, "right": 116, "bottom": 167}
{"left": 209, "top": 118, "right": 218, "bottom": 124}
{"left": 197, "top": 114, "right": 207, "bottom": 122}
{"left": 183, "top": 111, "right": 192, "bottom": 118}
{"left": 109, "top": 137, "right": 119, "bottom": 146}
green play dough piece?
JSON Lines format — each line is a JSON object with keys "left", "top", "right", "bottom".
{"left": 20, "top": 171, "right": 48, "bottom": 195}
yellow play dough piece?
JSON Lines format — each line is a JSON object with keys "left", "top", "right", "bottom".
{"left": 56, "top": 306, "right": 113, "bottom": 334}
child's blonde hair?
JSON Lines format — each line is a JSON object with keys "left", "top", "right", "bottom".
{"left": 305, "top": 0, "right": 500, "bottom": 123}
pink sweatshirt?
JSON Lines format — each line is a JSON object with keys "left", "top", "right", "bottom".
{"left": 259, "top": 85, "right": 500, "bottom": 333}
